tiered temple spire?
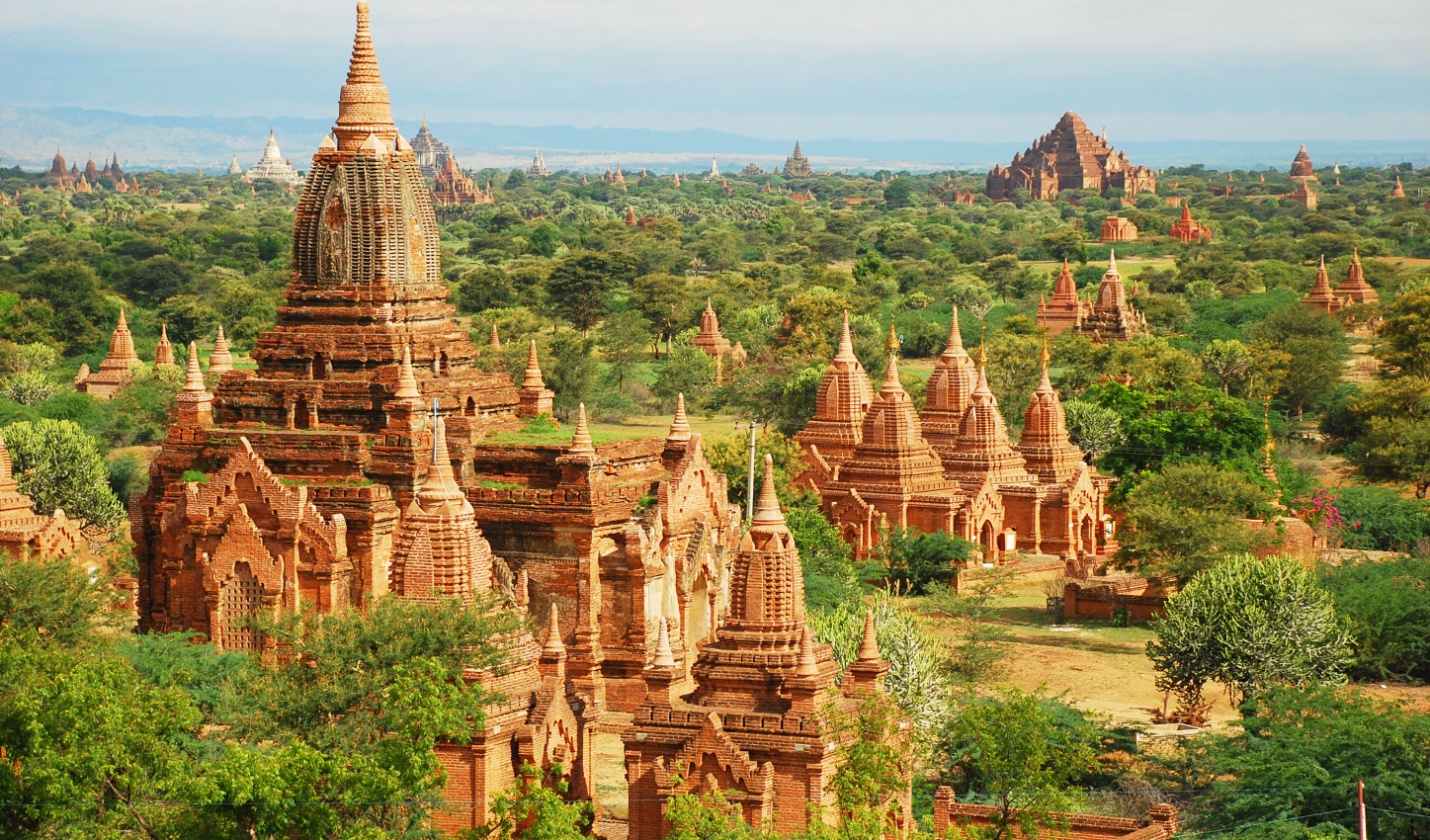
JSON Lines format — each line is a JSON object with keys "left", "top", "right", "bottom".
{"left": 154, "top": 324, "right": 176, "bottom": 367}
{"left": 1334, "top": 250, "right": 1379, "bottom": 304}
{"left": 920, "top": 308, "right": 977, "bottom": 452}
{"left": 1302, "top": 255, "right": 1342, "bottom": 314}
{"left": 75, "top": 309, "right": 142, "bottom": 399}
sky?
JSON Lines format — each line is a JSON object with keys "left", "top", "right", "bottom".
{"left": 2, "top": 0, "right": 1427, "bottom": 143}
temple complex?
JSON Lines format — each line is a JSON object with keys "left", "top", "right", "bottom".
{"left": 1169, "top": 203, "right": 1213, "bottom": 243}
{"left": 1100, "top": 216, "right": 1138, "bottom": 242}
{"left": 1334, "top": 250, "right": 1378, "bottom": 304}
{"left": 132, "top": 7, "right": 742, "bottom": 826}
{"left": 1077, "top": 253, "right": 1144, "bottom": 341}
{"left": 624, "top": 457, "right": 909, "bottom": 840}
{"left": 527, "top": 150, "right": 551, "bottom": 177}
{"left": 411, "top": 118, "right": 454, "bottom": 178}
{"left": 783, "top": 141, "right": 813, "bottom": 177}
{"left": 245, "top": 130, "right": 304, "bottom": 187}
{"left": 985, "top": 112, "right": 1156, "bottom": 201}
{"left": 0, "top": 436, "right": 84, "bottom": 560}
{"left": 75, "top": 310, "right": 142, "bottom": 399}
{"left": 1301, "top": 256, "right": 1342, "bottom": 315}
{"left": 797, "top": 313, "right": 1114, "bottom": 562}
{"left": 1290, "top": 144, "right": 1315, "bottom": 179}
{"left": 432, "top": 156, "right": 493, "bottom": 205}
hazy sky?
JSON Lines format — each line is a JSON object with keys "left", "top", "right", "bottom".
{"left": 3, "top": 0, "right": 1427, "bottom": 142}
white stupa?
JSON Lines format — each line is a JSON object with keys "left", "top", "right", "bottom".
{"left": 705, "top": 158, "right": 720, "bottom": 181}
{"left": 245, "top": 130, "right": 303, "bottom": 187}
{"left": 226, "top": 155, "right": 242, "bottom": 176}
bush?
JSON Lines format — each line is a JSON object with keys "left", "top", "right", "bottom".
{"left": 1320, "top": 557, "right": 1430, "bottom": 681}
{"left": 1333, "top": 484, "right": 1430, "bottom": 553}
{"left": 868, "top": 527, "right": 973, "bottom": 595}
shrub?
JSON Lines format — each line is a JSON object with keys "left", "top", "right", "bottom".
{"left": 1320, "top": 557, "right": 1430, "bottom": 681}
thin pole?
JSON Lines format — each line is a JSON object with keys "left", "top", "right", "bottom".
{"left": 746, "top": 422, "right": 758, "bottom": 521}
{"left": 1358, "top": 779, "right": 1367, "bottom": 840}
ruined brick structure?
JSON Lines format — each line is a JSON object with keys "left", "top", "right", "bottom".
{"left": 1288, "top": 180, "right": 1318, "bottom": 210}
{"left": 624, "top": 459, "right": 910, "bottom": 840}
{"left": 1100, "top": 216, "right": 1138, "bottom": 242}
{"left": 1169, "top": 204, "right": 1212, "bottom": 243}
{"left": 75, "top": 309, "right": 142, "bottom": 399}
{"left": 934, "top": 787, "right": 1178, "bottom": 838}
{"left": 132, "top": 4, "right": 740, "bottom": 827}
{"left": 798, "top": 321, "right": 1113, "bottom": 564}
{"left": 0, "top": 435, "right": 83, "bottom": 561}
{"left": 986, "top": 112, "right": 1156, "bottom": 201}
{"left": 1390, "top": 176, "right": 1406, "bottom": 199}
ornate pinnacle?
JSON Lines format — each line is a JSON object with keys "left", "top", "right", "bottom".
{"left": 885, "top": 320, "right": 900, "bottom": 357}
{"left": 944, "top": 306, "right": 964, "bottom": 354}
{"left": 521, "top": 340, "right": 544, "bottom": 390}
{"left": 750, "top": 453, "right": 786, "bottom": 531}
{"left": 489, "top": 323, "right": 501, "bottom": 348}
{"left": 652, "top": 616, "right": 676, "bottom": 668}
{"left": 394, "top": 345, "right": 421, "bottom": 400}
{"left": 834, "top": 311, "right": 857, "bottom": 362}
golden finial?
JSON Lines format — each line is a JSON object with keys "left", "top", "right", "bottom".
{"left": 885, "top": 319, "right": 900, "bottom": 357}
{"left": 1040, "top": 335, "right": 1051, "bottom": 369}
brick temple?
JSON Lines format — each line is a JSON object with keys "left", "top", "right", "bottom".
{"left": 986, "top": 112, "right": 1156, "bottom": 201}
{"left": 624, "top": 457, "right": 910, "bottom": 840}
{"left": 797, "top": 316, "right": 1113, "bottom": 565}
{"left": 1036, "top": 255, "right": 1144, "bottom": 341}
{"left": 130, "top": 4, "right": 740, "bottom": 828}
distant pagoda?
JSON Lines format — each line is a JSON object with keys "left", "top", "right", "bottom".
{"left": 410, "top": 117, "right": 453, "bottom": 178}
{"left": 986, "top": 111, "right": 1156, "bottom": 201}
{"left": 1290, "top": 144, "right": 1315, "bottom": 180}
{"left": 432, "top": 156, "right": 493, "bottom": 205}
{"left": 705, "top": 158, "right": 720, "bottom": 181}
{"left": 526, "top": 149, "right": 551, "bottom": 177}
{"left": 226, "top": 155, "right": 242, "bottom": 175}
{"left": 783, "top": 141, "right": 813, "bottom": 177}
{"left": 246, "top": 130, "right": 304, "bottom": 187}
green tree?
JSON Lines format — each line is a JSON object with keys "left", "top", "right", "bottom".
{"left": 651, "top": 343, "right": 718, "bottom": 413}
{"left": 785, "top": 497, "right": 860, "bottom": 610}
{"left": 115, "top": 254, "right": 191, "bottom": 308}
{"left": 1147, "top": 554, "right": 1351, "bottom": 712}
{"left": 21, "top": 262, "right": 109, "bottom": 355}
{"left": 1350, "top": 375, "right": 1430, "bottom": 497}
{"left": 869, "top": 527, "right": 972, "bottom": 595}
{"left": 1320, "top": 556, "right": 1430, "bottom": 681}
{"left": 546, "top": 251, "right": 636, "bottom": 335}
{"left": 0, "top": 553, "right": 122, "bottom": 647}
{"left": 934, "top": 688, "right": 1099, "bottom": 840}
{"left": 1201, "top": 338, "right": 1253, "bottom": 395}
{"left": 883, "top": 178, "right": 915, "bottom": 209}
{"left": 1374, "top": 285, "right": 1430, "bottom": 377}
{"left": 484, "top": 764, "right": 593, "bottom": 840}
{"left": 1172, "top": 686, "right": 1430, "bottom": 838}
{"left": 630, "top": 272, "right": 689, "bottom": 355}
{"left": 455, "top": 265, "right": 516, "bottom": 314}
{"left": 155, "top": 294, "right": 220, "bottom": 346}
{"left": 545, "top": 333, "right": 598, "bottom": 417}
{"left": 1118, "top": 463, "right": 1275, "bottom": 583}
{"left": 1060, "top": 400, "right": 1124, "bottom": 463}
{"left": 597, "top": 308, "right": 653, "bottom": 392}
{"left": 1, "top": 418, "right": 125, "bottom": 528}
{"left": 924, "top": 567, "right": 1015, "bottom": 684}
{"left": 693, "top": 229, "right": 741, "bottom": 271}
{"left": 1248, "top": 305, "right": 1343, "bottom": 415}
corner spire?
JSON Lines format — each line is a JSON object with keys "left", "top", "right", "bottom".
{"left": 489, "top": 323, "right": 502, "bottom": 349}
{"left": 944, "top": 306, "right": 964, "bottom": 353}
{"left": 667, "top": 393, "right": 692, "bottom": 442}
{"left": 795, "top": 626, "right": 819, "bottom": 677}
{"left": 569, "top": 404, "right": 594, "bottom": 454}
{"left": 856, "top": 610, "right": 880, "bottom": 662}
{"left": 183, "top": 342, "right": 206, "bottom": 391}
{"left": 208, "top": 325, "right": 233, "bottom": 374}
{"left": 394, "top": 345, "right": 421, "bottom": 400}
{"left": 652, "top": 616, "right": 676, "bottom": 668}
{"left": 521, "top": 340, "right": 544, "bottom": 389}
{"left": 542, "top": 605, "right": 565, "bottom": 658}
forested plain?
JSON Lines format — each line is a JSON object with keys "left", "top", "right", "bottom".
{"left": 0, "top": 159, "right": 1427, "bottom": 839}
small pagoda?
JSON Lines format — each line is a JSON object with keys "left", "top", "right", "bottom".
{"left": 526, "top": 149, "right": 551, "bottom": 177}
{"left": 75, "top": 310, "right": 142, "bottom": 399}
{"left": 1334, "top": 250, "right": 1378, "bottom": 304}
{"left": 1302, "top": 256, "right": 1342, "bottom": 315}
{"left": 1036, "top": 258, "right": 1090, "bottom": 337}
{"left": 0, "top": 436, "right": 83, "bottom": 560}
{"left": 1169, "top": 203, "right": 1213, "bottom": 243}
{"left": 1290, "top": 144, "right": 1315, "bottom": 180}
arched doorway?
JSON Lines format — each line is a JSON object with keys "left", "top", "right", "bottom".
{"left": 439, "top": 351, "right": 450, "bottom": 376}
{"left": 465, "top": 397, "right": 476, "bottom": 417}
{"left": 687, "top": 572, "right": 711, "bottom": 653}
{"left": 1081, "top": 516, "right": 1096, "bottom": 555}
{"left": 312, "top": 353, "right": 327, "bottom": 380}
{"left": 980, "top": 521, "right": 997, "bottom": 561}
{"left": 294, "top": 398, "right": 312, "bottom": 430}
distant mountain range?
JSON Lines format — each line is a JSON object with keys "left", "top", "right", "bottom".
{"left": 1, "top": 103, "right": 1425, "bottom": 174}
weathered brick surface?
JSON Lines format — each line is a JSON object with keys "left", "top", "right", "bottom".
{"left": 933, "top": 786, "right": 1179, "bottom": 838}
